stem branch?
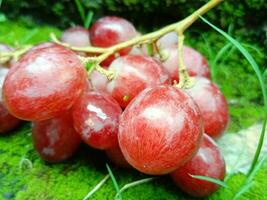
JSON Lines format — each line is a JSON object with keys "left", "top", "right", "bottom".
{"left": 65, "top": 0, "right": 221, "bottom": 59}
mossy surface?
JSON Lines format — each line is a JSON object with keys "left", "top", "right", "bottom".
{"left": 0, "top": 20, "right": 266, "bottom": 200}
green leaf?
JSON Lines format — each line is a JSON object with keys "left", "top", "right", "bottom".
{"left": 200, "top": 16, "right": 267, "bottom": 176}
{"left": 190, "top": 174, "right": 228, "bottom": 188}
{"left": 115, "top": 177, "right": 156, "bottom": 200}
{"left": 263, "top": 69, "right": 267, "bottom": 77}
{"left": 106, "top": 164, "right": 121, "bottom": 200}
{"left": 84, "top": 11, "right": 93, "bottom": 29}
{"left": 0, "top": 0, "right": 2, "bottom": 8}
{"left": 75, "top": 0, "right": 85, "bottom": 23}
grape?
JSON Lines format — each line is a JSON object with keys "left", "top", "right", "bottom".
{"left": 185, "top": 77, "right": 229, "bottom": 138}
{"left": 106, "top": 145, "right": 131, "bottom": 168}
{"left": 61, "top": 26, "right": 91, "bottom": 47}
{"left": 0, "top": 68, "right": 21, "bottom": 134}
{"left": 128, "top": 46, "right": 144, "bottom": 56}
{"left": 72, "top": 91, "right": 122, "bottom": 150}
{"left": 119, "top": 85, "right": 203, "bottom": 175}
{"left": 161, "top": 45, "right": 210, "bottom": 82}
{"left": 3, "top": 43, "right": 88, "bottom": 121}
{"left": 0, "top": 67, "right": 9, "bottom": 101}
{"left": 32, "top": 112, "right": 81, "bottom": 162}
{"left": 170, "top": 134, "right": 225, "bottom": 197}
{"left": 106, "top": 55, "right": 170, "bottom": 108}
{"left": 89, "top": 70, "right": 108, "bottom": 94}
{"left": 90, "top": 16, "right": 137, "bottom": 66}
{"left": 157, "top": 32, "right": 178, "bottom": 49}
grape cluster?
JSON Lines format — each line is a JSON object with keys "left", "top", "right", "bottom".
{"left": 0, "top": 16, "right": 229, "bottom": 197}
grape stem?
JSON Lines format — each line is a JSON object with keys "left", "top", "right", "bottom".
{"left": 0, "top": 0, "right": 222, "bottom": 88}
{"left": 174, "top": 32, "right": 195, "bottom": 89}
{"left": 0, "top": 45, "right": 32, "bottom": 64}
{"left": 52, "top": 0, "right": 222, "bottom": 87}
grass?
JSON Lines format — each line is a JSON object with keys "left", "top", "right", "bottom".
{"left": 189, "top": 175, "right": 228, "bottom": 188}
{"left": 0, "top": 19, "right": 267, "bottom": 200}
{"left": 200, "top": 16, "right": 267, "bottom": 175}
{"left": 74, "top": 0, "right": 94, "bottom": 28}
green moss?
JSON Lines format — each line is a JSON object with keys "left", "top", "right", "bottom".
{"left": 0, "top": 20, "right": 266, "bottom": 199}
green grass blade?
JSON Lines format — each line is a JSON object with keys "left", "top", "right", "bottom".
{"left": 106, "top": 164, "right": 121, "bottom": 200}
{"left": 212, "top": 42, "right": 232, "bottom": 67}
{"left": 83, "top": 174, "right": 110, "bottom": 200}
{"left": 233, "top": 182, "right": 253, "bottom": 200}
{"left": 233, "top": 155, "right": 267, "bottom": 199}
{"left": 0, "top": 0, "right": 2, "bottom": 8}
{"left": 200, "top": 33, "right": 214, "bottom": 59}
{"left": 248, "top": 116, "right": 267, "bottom": 175}
{"left": 241, "top": 43, "right": 263, "bottom": 57}
{"left": 75, "top": 0, "right": 85, "bottom": 23}
{"left": 219, "top": 45, "right": 236, "bottom": 65}
{"left": 200, "top": 16, "right": 267, "bottom": 176}
{"left": 263, "top": 69, "right": 267, "bottom": 77}
{"left": 190, "top": 175, "right": 228, "bottom": 188}
{"left": 227, "top": 23, "right": 234, "bottom": 35}
{"left": 247, "top": 154, "right": 267, "bottom": 182}
{"left": 211, "top": 42, "right": 232, "bottom": 76}
{"left": 115, "top": 177, "right": 156, "bottom": 200}
{"left": 84, "top": 11, "right": 93, "bottom": 29}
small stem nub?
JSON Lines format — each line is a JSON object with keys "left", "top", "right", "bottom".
{"left": 79, "top": 56, "right": 115, "bottom": 80}
{"left": 95, "top": 65, "right": 115, "bottom": 80}
{"left": 174, "top": 32, "right": 195, "bottom": 89}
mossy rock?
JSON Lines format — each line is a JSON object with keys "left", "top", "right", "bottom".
{"left": 0, "top": 19, "right": 266, "bottom": 199}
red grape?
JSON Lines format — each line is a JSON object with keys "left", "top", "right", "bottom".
{"left": 72, "top": 91, "right": 122, "bottom": 150}
{"left": 3, "top": 43, "right": 88, "bottom": 121}
{"left": 157, "top": 32, "right": 178, "bottom": 49}
{"left": 0, "top": 68, "right": 21, "bottom": 134}
{"left": 107, "top": 55, "right": 170, "bottom": 108}
{"left": 90, "top": 16, "right": 137, "bottom": 66}
{"left": 32, "top": 112, "right": 81, "bottom": 162}
{"left": 128, "top": 46, "right": 144, "bottom": 56}
{"left": 185, "top": 77, "right": 229, "bottom": 138}
{"left": 106, "top": 145, "right": 131, "bottom": 168}
{"left": 119, "top": 85, "right": 203, "bottom": 175}
{"left": 170, "top": 134, "right": 225, "bottom": 197}
{"left": 61, "top": 26, "right": 91, "bottom": 47}
{"left": 89, "top": 70, "right": 108, "bottom": 94}
{"left": 161, "top": 45, "right": 210, "bottom": 82}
